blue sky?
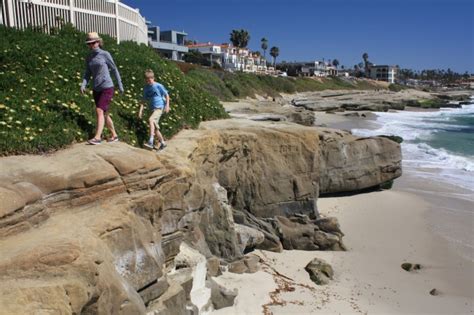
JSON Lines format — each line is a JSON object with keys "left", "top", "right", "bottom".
{"left": 123, "top": 0, "right": 473, "bottom": 72}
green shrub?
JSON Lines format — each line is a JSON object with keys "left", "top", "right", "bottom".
{"left": 0, "top": 25, "right": 228, "bottom": 155}
{"left": 388, "top": 83, "right": 406, "bottom": 92}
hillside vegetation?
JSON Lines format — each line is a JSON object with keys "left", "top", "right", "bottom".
{"left": 0, "top": 25, "right": 227, "bottom": 155}
{"left": 183, "top": 67, "right": 385, "bottom": 101}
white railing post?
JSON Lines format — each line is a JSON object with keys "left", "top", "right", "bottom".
{"left": 6, "top": 0, "right": 14, "bottom": 27}
{"left": 69, "top": 0, "right": 75, "bottom": 25}
{"left": 115, "top": 1, "right": 119, "bottom": 44}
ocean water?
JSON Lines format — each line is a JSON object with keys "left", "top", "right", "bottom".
{"left": 352, "top": 96, "right": 474, "bottom": 261}
{"left": 352, "top": 97, "right": 474, "bottom": 195}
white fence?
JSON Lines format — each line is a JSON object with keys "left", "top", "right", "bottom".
{"left": 0, "top": 0, "right": 148, "bottom": 45}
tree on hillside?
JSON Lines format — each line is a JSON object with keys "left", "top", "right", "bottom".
{"left": 229, "top": 29, "right": 251, "bottom": 48}
{"left": 183, "top": 50, "right": 211, "bottom": 67}
{"left": 230, "top": 30, "right": 239, "bottom": 47}
{"left": 362, "top": 52, "right": 370, "bottom": 77}
{"left": 270, "top": 46, "right": 279, "bottom": 67}
{"left": 261, "top": 37, "right": 268, "bottom": 58}
{"left": 332, "top": 59, "right": 340, "bottom": 69}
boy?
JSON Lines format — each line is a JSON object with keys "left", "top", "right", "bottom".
{"left": 139, "top": 69, "right": 170, "bottom": 150}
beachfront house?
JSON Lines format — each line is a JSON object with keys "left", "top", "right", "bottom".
{"left": 187, "top": 42, "right": 269, "bottom": 74}
{"left": 148, "top": 24, "right": 188, "bottom": 61}
{"left": 187, "top": 42, "right": 224, "bottom": 66}
{"left": 368, "top": 65, "right": 397, "bottom": 83}
{"left": 297, "top": 61, "right": 338, "bottom": 77}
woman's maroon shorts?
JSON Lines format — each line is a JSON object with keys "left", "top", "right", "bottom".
{"left": 93, "top": 87, "right": 114, "bottom": 112}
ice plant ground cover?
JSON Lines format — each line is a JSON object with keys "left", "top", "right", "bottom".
{"left": 0, "top": 25, "right": 228, "bottom": 155}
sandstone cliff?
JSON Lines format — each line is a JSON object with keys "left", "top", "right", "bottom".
{"left": 0, "top": 119, "right": 401, "bottom": 314}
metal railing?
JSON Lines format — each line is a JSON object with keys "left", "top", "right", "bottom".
{"left": 0, "top": 0, "right": 148, "bottom": 45}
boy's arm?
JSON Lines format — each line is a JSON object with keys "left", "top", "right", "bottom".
{"left": 164, "top": 94, "right": 170, "bottom": 113}
{"left": 138, "top": 103, "right": 144, "bottom": 118}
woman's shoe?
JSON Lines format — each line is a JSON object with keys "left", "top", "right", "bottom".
{"left": 144, "top": 142, "right": 155, "bottom": 149}
{"left": 107, "top": 136, "right": 119, "bottom": 143}
{"left": 88, "top": 138, "right": 102, "bottom": 145}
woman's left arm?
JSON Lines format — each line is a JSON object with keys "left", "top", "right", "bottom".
{"left": 105, "top": 52, "right": 124, "bottom": 93}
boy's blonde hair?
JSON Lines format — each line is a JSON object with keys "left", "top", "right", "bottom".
{"left": 144, "top": 69, "right": 155, "bottom": 79}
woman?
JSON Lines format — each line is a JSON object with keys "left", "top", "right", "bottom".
{"left": 81, "top": 32, "right": 124, "bottom": 145}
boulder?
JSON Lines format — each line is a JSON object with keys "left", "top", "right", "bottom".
{"left": 207, "top": 278, "right": 238, "bottom": 310}
{"left": 305, "top": 258, "right": 334, "bottom": 285}
{"left": 274, "top": 216, "right": 344, "bottom": 250}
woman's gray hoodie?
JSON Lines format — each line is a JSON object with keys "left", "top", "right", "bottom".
{"left": 81, "top": 47, "right": 124, "bottom": 92}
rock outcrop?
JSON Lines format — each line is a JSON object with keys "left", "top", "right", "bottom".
{"left": 0, "top": 119, "right": 401, "bottom": 314}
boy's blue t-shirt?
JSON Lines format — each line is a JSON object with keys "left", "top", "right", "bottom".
{"left": 143, "top": 82, "right": 168, "bottom": 110}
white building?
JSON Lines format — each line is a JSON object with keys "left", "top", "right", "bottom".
{"left": 187, "top": 42, "right": 269, "bottom": 74}
{"left": 368, "top": 65, "right": 397, "bottom": 83}
{"left": 187, "top": 42, "right": 223, "bottom": 65}
{"left": 300, "top": 61, "right": 337, "bottom": 77}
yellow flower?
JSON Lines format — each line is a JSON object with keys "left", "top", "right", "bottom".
{"left": 0, "top": 104, "right": 5, "bottom": 109}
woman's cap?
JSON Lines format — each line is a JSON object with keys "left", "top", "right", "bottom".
{"left": 85, "top": 32, "right": 101, "bottom": 44}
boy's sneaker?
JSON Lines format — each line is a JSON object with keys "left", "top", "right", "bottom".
{"left": 107, "top": 136, "right": 119, "bottom": 143}
{"left": 88, "top": 138, "right": 101, "bottom": 145}
{"left": 158, "top": 142, "right": 167, "bottom": 150}
{"left": 144, "top": 142, "right": 155, "bottom": 149}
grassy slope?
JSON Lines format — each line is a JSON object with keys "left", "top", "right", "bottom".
{"left": 184, "top": 67, "right": 385, "bottom": 101}
{"left": 0, "top": 25, "right": 228, "bottom": 155}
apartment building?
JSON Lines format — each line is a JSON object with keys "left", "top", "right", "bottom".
{"left": 368, "top": 65, "right": 397, "bottom": 83}
{"left": 148, "top": 24, "right": 188, "bottom": 61}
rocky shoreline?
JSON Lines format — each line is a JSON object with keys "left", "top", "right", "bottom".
{"left": 223, "top": 88, "right": 472, "bottom": 127}
{"left": 0, "top": 118, "right": 401, "bottom": 314}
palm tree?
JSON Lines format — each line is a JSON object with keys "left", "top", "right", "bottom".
{"left": 332, "top": 59, "right": 340, "bottom": 69}
{"left": 261, "top": 37, "right": 268, "bottom": 58}
{"left": 229, "top": 29, "right": 251, "bottom": 48}
{"left": 230, "top": 30, "right": 240, "bottom": 47}
{"left": 239, "top": 29, "right": 250, "bottom": 48}
{"left": 269, "top": 46, "right": 279, "bottom": 67}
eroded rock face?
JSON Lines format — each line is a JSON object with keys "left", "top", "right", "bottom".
{"left": 0, "top": 119, "right": 401, "bottom": 314}
{"left": 317, "top": 129, "right": 402, "bottom": 194}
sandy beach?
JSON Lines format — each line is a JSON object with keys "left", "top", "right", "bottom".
{"left": 211, "top": 189, "right": 473, "bottom": 314}
{"left": 211, "top": 96, "right": 474, "bottom": 315}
